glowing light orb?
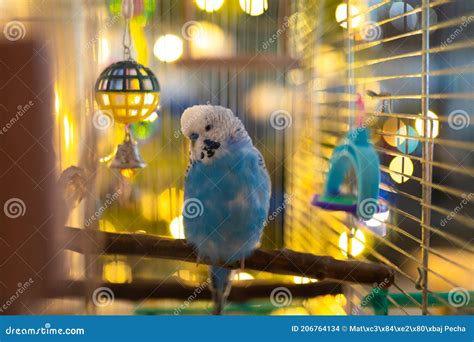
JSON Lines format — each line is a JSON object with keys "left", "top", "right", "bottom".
{"left": 382, "top": 118, "right": 405, "bottom": 147}
{"left": 233, "top": 272, "right": 254, "bottom": 281}
{"left": 415, "top": 111, "right": 439, "bottom": 138}
{"left": 389, "top": 156, "right": 414, "bottom": 183}
{"left": 189, "top": 21, "right": 231, "bottom": 58}
{"left": 293, "top": 276, "right": 318, "bottom": 284}
{"left": 339, "top": 229, "right": 366, "bottom": 257}
{"left": 103, "top": 261, "right": 132, "bottom": 284}
{"left": 170, "top": 215, "right": 185, "bottom": 239}
{"left": 196, "top": 0, "right": 224, "bottom": 12}
{"left": 153, "top": 34, "right": 183, "bottom": 62}
{"left": 335, "top": 3, "right": 361, "bottom": 29}
{"left": 396, "top": 125, "right": 419, "bottom": 154}
{"left": 239, "top": 0, "right": 268, "bottom": 16}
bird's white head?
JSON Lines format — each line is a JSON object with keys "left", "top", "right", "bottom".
{"left": 181, "top": 105, "right": 249, "bottom": 164}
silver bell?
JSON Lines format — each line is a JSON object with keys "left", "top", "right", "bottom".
{"left": 110, "top": 131, "right": 145, "bottom": 169}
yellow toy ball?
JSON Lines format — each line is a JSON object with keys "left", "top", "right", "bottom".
{"left": 95, "top": 60, "right": 160, "bottom": 124}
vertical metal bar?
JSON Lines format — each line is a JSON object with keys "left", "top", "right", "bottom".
{"left": 346, "top": 0, "right": 355, "bottom": 130}
{"left": 421, "top": 0, "right": 433, "bottom": 316}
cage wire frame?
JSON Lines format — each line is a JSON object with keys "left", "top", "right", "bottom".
{"left": 44, "top": 0, "right": 473, "bottom": 316}
{"left": 286, "top": 0, "right": 473, "bottom": 316}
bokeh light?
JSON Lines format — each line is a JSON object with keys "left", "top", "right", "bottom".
{"left": 415, "top": 110, "right": 439, "bottom": 138}
{"left": 382, "top": 118, "right": 405, "bottom": 147}
{"left": 388, "top": 156, "right": 414, "bottom": 183}
{"left": 189, "top": 21, "right": 232, "bottom": 58}
{"left": 293, "top": 276, "right": 318, "bottom": 284}
{"left": 153, "top": 34, "right": 183, "bottom": 62}
{"left": 396, "top": 125, "right": 419, "bottom": 154}
{"left": 196, "top": 0, "right": 224, "bottom": 12}
{"left": 233, "top": 272, "right": 254, "bottom": 281}
{"left": 339, "top": 229, "right": 366, "bottom": 257}
{"left": 103, "top": 260, "right": 132, "bottom": 284}
{"left": 335, "top": 3, "right": 361, "bottom": 29}
{"left": 169, "top": 215, "right": 185, "bottom": 239}
{"left": 239, "top": 0, "right": 268, "bottom": 16}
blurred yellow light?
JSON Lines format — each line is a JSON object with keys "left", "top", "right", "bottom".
{"left": 389, "top": 156, "right": 414, "bottom": 183}
{"left": 173, "top": 269, "right": 198, "bottom": 282}
{"left": 382, "top": 118, "right": 405, "bottom": 147}
{"left": 99, "top": 219, "right": 116, "bottom": 232}
{"left": 271, "top": 307, "right": 309, "bottom": 316}
{"left": 99, "top": 147, "right": 118, "bottom": 163}
{"left": 293, "top": 276, "right": 318, "bottom": 284}
{"left": 335, "top": 3, "right": 361, "bottom": 29}
{"left": 63, "top": 116, "right": 71, "bottom": 149}
{"left": 159, "top": 188, "right": 184, "bottom": 222}
{"left": 99, "top": 37, "right": 110, "bottom": 65}
{"left": 103, "top": 260, "right": 132, "bottom": 284}
{"left": 415, "top": 110, "right": 439, "bottom": 138}
{"left": 120, "top": 168, "right": 136, "bottom": 179}
{"left": 239, "top": 0, "right": 268, "bottom": 16}
{"left": 339, "top": 229, "right": 366, "bottom": 257}
{"left": 233, "top": 272, "right": 254, "bottom": 281}
{"left": 170, "top": 215, "right": 185, "bottom": 239}
{"left": 54, "top": 90, "right": 60, "bottom": 114}
{"left": 190, "top": 21, "right": 231, "bottom": 58}
{"left": 144, "top": 112, "right": 159, "bottom": 122}
{"left": 153, "top": 34, "right": 183, "bottom": 62}
{"left": 196, "top": 0, "right": 224, "bottom": 12}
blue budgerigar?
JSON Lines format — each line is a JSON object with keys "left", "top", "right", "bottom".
{"left": 181, "top": 105, "right": 271, "bottom": 315}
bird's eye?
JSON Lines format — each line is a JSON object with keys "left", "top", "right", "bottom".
{"left": 205, "top": 124, "right": 212, "bottom": 132}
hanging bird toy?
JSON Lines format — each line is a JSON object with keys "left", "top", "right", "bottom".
{"left": 94, "top": 0, "right": 160, "bottom": 170}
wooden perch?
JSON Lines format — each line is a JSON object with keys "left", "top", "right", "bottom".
{"left": 63, "top": 227, "right": 395, "bottom": 286}
{"left": 51, "top": 279, "right": 343, "bottom": 302}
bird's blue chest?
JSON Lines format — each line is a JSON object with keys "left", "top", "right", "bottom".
{"left": 183, "top": 147, "right": 269, "bottom": 262}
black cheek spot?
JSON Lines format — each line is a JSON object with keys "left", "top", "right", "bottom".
{"left": 200, "top": 152, "right": 205, "bottom": 159}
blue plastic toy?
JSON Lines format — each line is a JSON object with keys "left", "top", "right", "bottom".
{"left": 311, "top": 95, "right": 386, "bottom": 220}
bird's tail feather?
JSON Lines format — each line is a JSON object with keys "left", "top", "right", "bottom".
{"left": 209, "top": 265, "right": 232, "bottom": 315}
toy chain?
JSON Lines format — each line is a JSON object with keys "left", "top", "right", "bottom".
{"left": 122, "top": 0, "right": 134, "bottom": 60}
